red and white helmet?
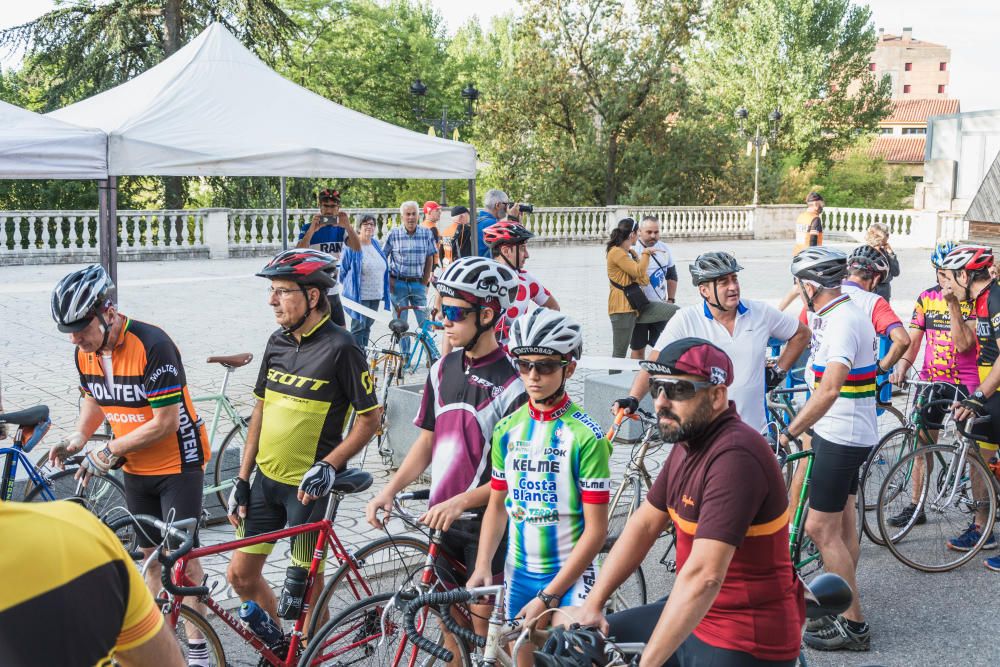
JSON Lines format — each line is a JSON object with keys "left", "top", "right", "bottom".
{"left": 256, "top": 249, "right": 337, "bottom": 289}
{"left": 435, "top": 257, "right": 518, "bottom": 311}
{"left": 939, "top": 244, "right": 994, "bottom": 272}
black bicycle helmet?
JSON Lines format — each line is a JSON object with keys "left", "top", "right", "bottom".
{"left": 256, "top": 248, "right": 337, "bottom": 289}
{"left": 533, "top": 625, "right": 608, "bottom": 667}
{"left": 51, "top": 264, "right": 116, "bottom": 333}
{"left": 847, "top": 245, "right": 890, "bottom": 282}
{"left": 790, "top": 247, "right": 847, "bottom": 288}
{"left": 689, "top": 251, "right": 743, "bottom": 286}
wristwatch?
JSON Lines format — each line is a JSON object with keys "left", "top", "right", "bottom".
{"left": 536, "top": 590, "right": 559, "bottom": 608}
{"left": 973, "top": 390, "right": 986, "bottom": 402}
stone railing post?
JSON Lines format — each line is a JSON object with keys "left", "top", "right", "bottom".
{"left": 203, "top": 208, "right": 231, "bottom": 259}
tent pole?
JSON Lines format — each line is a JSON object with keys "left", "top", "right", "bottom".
{"left": 98, "top": 176, "right": 119, "bottom": 285}
{"left": 468, "top": 179, "right": 476, "bottom": 257}
{"left": 280, "top": 177, "right": 288, "bottom": 251}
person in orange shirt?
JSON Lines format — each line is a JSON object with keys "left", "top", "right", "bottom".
{"left": 422, "top": 200, "right": 443, "bottom": 267}
{"left": 779, "top": 192, "right": 826, "bottom": 311}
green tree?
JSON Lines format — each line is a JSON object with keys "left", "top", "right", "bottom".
{"left": 783, "top": 139, "right": 913, "bottom": 209}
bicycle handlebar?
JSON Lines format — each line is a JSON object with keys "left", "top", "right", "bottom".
{"left": 106, "top": 514, "right": 207, "bottom": 597}
{"left": 769, "top": 386, "right": 810, "bottom": 396}
{"left": 956, "top": 414, "right": 993, "bottom": 440}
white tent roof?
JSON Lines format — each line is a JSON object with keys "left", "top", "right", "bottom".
{"left": 0, "top": 100, "right": 107, "bottom": 179}
{"left": 49, "top": 23, "right": 477, "bottom": 179}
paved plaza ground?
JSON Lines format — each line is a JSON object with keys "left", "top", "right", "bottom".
{"left": 2, "top": 239, "right": 999, "bottom": 666}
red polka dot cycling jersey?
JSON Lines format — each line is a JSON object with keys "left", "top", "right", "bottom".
{"left": 496, "top": 270, "right": 552, "bottom": 345}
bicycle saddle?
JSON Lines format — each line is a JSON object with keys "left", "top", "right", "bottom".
{"left": 388, "top": 319, "right": 409, "bottom": 335}
{"left": 332, "top": 468, "right": 373, "bottom": 494}
{"left": 206, "top": 353, "right": 254, "bottom": 368}
{"left": 0, "top": 405, "right": 49, "bottom": 426}
{"left": 804, "top": 572, "right": 852, "bottom": 620}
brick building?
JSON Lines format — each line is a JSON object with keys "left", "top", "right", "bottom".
{"left": 869, "top": 27, "right": 950, "bottom": 98}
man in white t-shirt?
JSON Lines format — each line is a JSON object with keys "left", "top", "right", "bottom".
{"left": 778, "top": 247, "right": 876, "bottom": 652}
{"left": 628, "top": 216, "right": 679, "bottom": 359}
{"left": 614, "top": 251, "right": 809, "bottom": 433}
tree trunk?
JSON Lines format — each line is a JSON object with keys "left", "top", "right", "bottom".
{"left": 163, "top": 0, "right": 185, "bottom": 211}
{"left": 604, "top": 134, "right": 619, "bottom": 205}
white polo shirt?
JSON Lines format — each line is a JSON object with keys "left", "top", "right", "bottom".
{"left": 632, "top": 240, "right": 674, "bottom": 302}
{"left": 653, "top": 299, "right": 800, "bottom": 431}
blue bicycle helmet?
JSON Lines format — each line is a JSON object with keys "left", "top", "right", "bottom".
{"left": 931, "top": 240, "right": 958, "bottom": 268}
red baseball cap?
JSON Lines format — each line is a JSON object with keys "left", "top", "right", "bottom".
{"left": 423, "top": 201, "right": 441, "bottom": 214}
{"left": 639, "top": 337, "right": 733, "bottom": 386}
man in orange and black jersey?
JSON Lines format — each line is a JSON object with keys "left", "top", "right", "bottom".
{"left": 49, "top": 264, "right": 212, "bottom": 660}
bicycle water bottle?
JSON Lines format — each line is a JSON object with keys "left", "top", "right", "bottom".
{"left": 238, "top": 600, "right": 284, "bottom": 647}
{"left": 277, "top": 565, "right": 308, "bottom": 620}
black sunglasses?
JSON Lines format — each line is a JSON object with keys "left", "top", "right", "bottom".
{"left": 513, "top": 359, "right": 569, "bottom": 376}
{"left": 648, "top": 377, "right": 713, "bottom": 401}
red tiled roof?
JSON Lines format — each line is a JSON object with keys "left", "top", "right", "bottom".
{"left": 868, "top": 136, "right": 925, "bottom": 164}
{"left": 883, "top": 98, "right": 960, "bottom": 124}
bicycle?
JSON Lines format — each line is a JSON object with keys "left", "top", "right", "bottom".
{"left": 373, "top": 305, "right": 442, "bottom": 382}
{"left": 108, "top": 468, "right": 418, "bottom": 666}
{"left": 876, "top": 413, "right": 1000, "bottom": 572}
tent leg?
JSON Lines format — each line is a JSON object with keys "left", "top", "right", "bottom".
{"left": 280, "top": 177, "right": 288, "bottom": 251}
{"left": 468, "top": 179, "right": 477, "bottom": 257}
{"left": 98, "top": 176, "right": 119, "bottom": 285}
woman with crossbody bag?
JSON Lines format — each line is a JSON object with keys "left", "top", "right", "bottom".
{"left": 606, "top": 218, "right": 657, "bottom": 360}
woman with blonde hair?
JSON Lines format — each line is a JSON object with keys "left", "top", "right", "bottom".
{"left": 865, "top": 222, "right": 900, "bottom": 300}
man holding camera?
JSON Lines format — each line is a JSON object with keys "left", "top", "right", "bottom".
{"left": 296, "top": 188, "right": 361, "bottom": 327}
{"left": 476, "top": 189, "right": 531, "bottom": 257}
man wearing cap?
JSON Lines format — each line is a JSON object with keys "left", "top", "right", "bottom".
{"left": 575, "top": 338, "right": 804, "bottom": 667}
{"left": 794, "top": 192, "right": 825, "bottom": 256}
{"left": 441, "top": 205, "right": 472, "bottom": 264}
{"left": 615, "top": 251, "right": 809, "bottom": 433}
{"left": 421, "top": 201, "right": 443, "bottom": 267}
{"left": 296, "top": 188, "right": 361, "bottom": 327}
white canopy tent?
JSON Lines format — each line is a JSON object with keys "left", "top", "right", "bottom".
{"left": 47, "top": 22, "right": 478, "bottom": 280}
{"left": 0, "top": 100, "right": 106, "bottom": 179}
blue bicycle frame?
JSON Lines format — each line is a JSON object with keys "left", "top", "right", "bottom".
{"left": 1, "top": 417, "right": 55, "bottom": 501}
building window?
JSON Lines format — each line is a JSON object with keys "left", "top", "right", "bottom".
{"left": 938, "top": 84, "right": 946, "bottom": 94}
{"left": 902, "top": 127, "right": 927, "bottom": 135}
{"left": 903, "top": 84, "right": 911, "bottom": 94}
{"left": 940, "top": 62, "right": 947, "bottom": 71}
{"left": 904, "top": 62, "right": 912, "bottom": 71}
{"left": 869, "top": 62, "right": 876, "bottom": 71}
{"left": 879, "top": 127, "right": 894, "bottom": 135}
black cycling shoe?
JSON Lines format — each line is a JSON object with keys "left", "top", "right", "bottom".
{"left": 888, "top": 503, "right": 926, "bottom": 528}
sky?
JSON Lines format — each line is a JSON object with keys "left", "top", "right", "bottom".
{"left": 1, "top": 0, "right": 998, "bottom": 111}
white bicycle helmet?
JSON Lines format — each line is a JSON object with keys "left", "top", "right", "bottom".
{"left": 51, "top": 264, "right": 115, "bottom": 332}
{"left": 508, "top": 308, "right": 583, "bottom": 360}
{"left": 435, "top": 256, "right": 518, "bottom": 311}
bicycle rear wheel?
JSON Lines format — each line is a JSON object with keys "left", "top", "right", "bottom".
{"left": 25, "top": 468, "right": 135, "bottom": 551}
{"left": 212, "top": 418, "right": 247, "bottom": 510}
{"left": 606, "top": 475, "right": 643, "bottom": 542}
{"left": 170, "top": 604, "right": 226, "bottom": 666}
{"left": 860, "top": 427, "right": 914, "bottom": 545}
{"left": 878, "top": 444, "right": 998, "bottom": 572}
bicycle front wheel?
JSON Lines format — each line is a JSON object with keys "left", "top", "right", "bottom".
{"left": 878, "top": 444, "right": 998, "bottom": 572}
{"left": 860, "top": 427, "right": 915, "bottom": 545}
{"left": 212, "top": 418, "right": 247, "bottom": 509}
{"left": 308, "top": 535, "right": 432, "bottom": 639}
{"left": 607, "top": 475, "right": 643, "bottom": 542}
{"left": 170, "top": 604, "right": 226, "bottom": 666}
{"left": 25, "top": 468, "right": 134, "bottom": 548}
{"left": 400, "top": 331, "right": 435, "bottom": 381}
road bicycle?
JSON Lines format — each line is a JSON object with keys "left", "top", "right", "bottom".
{"left": 372, "top": 305, "right": 442, "bottom": 382}
{"left": 876, "top": 413, "right": 1000, "bottom": 572}
{"left": 109, "top": 468, "right": 415, "bottom": 666}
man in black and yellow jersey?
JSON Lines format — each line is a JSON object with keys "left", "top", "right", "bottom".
{"left": 0, "top": 501, "right": 184, "bottom": 667}
{"left": 227, "top": 249, "right": 380, "bottom": 629}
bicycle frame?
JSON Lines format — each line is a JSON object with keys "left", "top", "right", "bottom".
{"left": 785, "top": 449, "right": 816, "bottom": 570}
{"left": 192, "top": 365, "right": 246, "bottom": 447}
{"left": 1, "top": 446, "right": 55, "bottom": 501}
{"left": 161, "top": 492, "right": 374, "bottom": 667}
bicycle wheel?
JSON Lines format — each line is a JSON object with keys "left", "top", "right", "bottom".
{"left": 308, "top": 535, "right": 432, "bottom": 639}
{"left": 25, "top": 468, "right": 135, "bottom": 550}
{"left": 170, "top": 604, "right": 226, "bottom": 666}
{"left": 400, "top": 332, "right": 435, "bottom": 381}
{"left": 375, "top": 351, "right": 404, "bottom": 466}
{"left": 859, "top": 427, "right": 914, "bottom": 545}
{"left": 877, "top": 402, "right": 905, "bottom": 439}
{"left": 302, "top": 591, "right": 469, "bottom": 667}
{"left": 600, "top": 553, "right": 646, "bottom": 613}
{"left": 878, "top": 444, "right": 998, "bottom": 572}
{"left": 606, "top": 475, "right": 643, "bottom": 541}
{"left": 212, "top": 418, "right": 247, "bottom": 509}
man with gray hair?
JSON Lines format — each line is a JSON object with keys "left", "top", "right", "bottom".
{"left": 382, "top": 201, "right": 439, "bottom": 340}
{"left": 477, "top": 189, "right": 526, "bottom": 257}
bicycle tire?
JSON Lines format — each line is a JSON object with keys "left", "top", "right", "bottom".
{"left": 212, "top": 418, "right": 247, "bottom": 509}
{"left": 400, "top": 331, "right": 435, "bottom": 381}
{"left": 876, "top": 402, "right": 905, "bottom": 439}
{"left": 601, "top": 555, "right": 646, "bottom": 612}
{"left": 301, "top": 591, "right": 469, "bottom": 667}
{"left": 170, "top": 604, "right": 227, "bottom": 666}
{"left": 375, "top": 350, "right": 403, "bottom": 465}
{"left": 606, "top": 475, "right": 643, "bottom": 542}
{"left": 877, "top": 444, "right": 998, "bottom": 572}
{"left": 859, "top": 427, "right": 914, "bottom": 545}
{"left": 307, "top": 535, "right": 432, "bottom": 639}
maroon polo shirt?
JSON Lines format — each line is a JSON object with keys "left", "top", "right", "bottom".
{"left": 647, "top": 403, "right": 805, "bottom": 661}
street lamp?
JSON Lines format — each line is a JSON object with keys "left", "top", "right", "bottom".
{"left": 410, "top": 79, "right": 479, "bottom": 206}
{"left": 734, "top": 106, "right": 782, "bottom": 205}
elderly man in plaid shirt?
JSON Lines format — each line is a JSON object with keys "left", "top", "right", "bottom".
{"left": 383, "top": 200, "right": 439, "bottom": 342}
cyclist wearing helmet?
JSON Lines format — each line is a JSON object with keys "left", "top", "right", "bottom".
{"left": 366, "top": 257, "right": 527, "bottom": 635}
{"left": 886, "top": 241, "right": 978, "bottom": 528}
{"left": 469, "top": 309, "right": 611, "bottom": 663}
{"left": 296, "top": 188, "right": 361, "bottom": 327}
{"left": 778, "top": 247, "right": 876, "bottom": 651}
{"left": 938, "top": 244, "right": 1000, "bottom": 567}
{"left": 484, "top": 219, "right": 560, "bottom": 347}
{"left": 49, "top": 264, "right": 212, "bottom": 658}
{"left": 575, "top": 338, "right": 803, "bottom": 667}
{"left": 227, "top": 249, "right": 380, "bottom": 631}
{"left": 615, "top": 251, "right": 809, "bottom": 433}
{"left": 839, "top": 245, "right": 910, "bottom": 371}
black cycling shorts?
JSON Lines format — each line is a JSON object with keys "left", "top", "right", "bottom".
{"left": 124, "top": 470, "right": 204, "bottom": 548}
{"left": 436, "top": 517, "right": 507, "bottom": 587}
{"left": 327, "top": 293, "right": 346, "bottom": 327}
{"left": 968, "top": 389, "right": 1000, "bottom": 453}
{"left": 809, "top": 433, "right": 872, "bottom": 513}
{"left": 607, "top": 599, "right": 796, "bottom": 667}
{"left": 918, "top": 383, "right": 968, "bottom": 430}
{"left": 630, "top": 320, "right": 668, "bottom": 351}
{"left": 237, "top": 471, "right": 327, "bottom": 568}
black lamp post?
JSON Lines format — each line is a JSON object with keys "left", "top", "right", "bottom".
{"left": 410, "top": 79, "right": 479, "bottom": 206}
{"left": 735, "top": 106, "right": 782, "bottom": 205}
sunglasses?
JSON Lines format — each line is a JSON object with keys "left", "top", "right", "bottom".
{"left": 513, "top": 359, "right": 569, "bottom": 376}
{"left": 441, "top": 304, "right": 478, "bottom": 322}
{"left": 648, "top": 378, "right": 714, "bottom": 401}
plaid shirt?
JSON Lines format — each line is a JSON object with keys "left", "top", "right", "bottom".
{"left": 382, "top": 225, "right": 437, "bottom": 279}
